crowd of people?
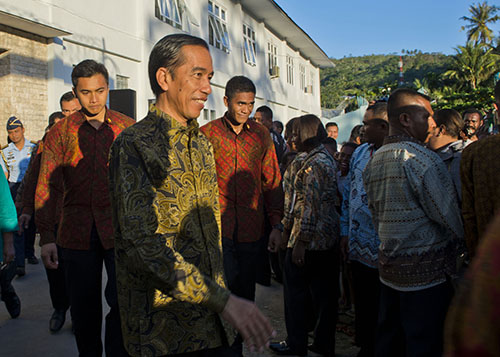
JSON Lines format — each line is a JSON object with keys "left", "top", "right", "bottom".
{"left": 0, "top": 33, "right": 500, "bottom": 357}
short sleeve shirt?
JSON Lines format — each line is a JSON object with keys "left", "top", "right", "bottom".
{"left": 1, "top": 140, "right": 36, "bottom": 183}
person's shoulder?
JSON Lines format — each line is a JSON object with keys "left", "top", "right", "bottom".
{"left": 108, "top": 109, "right": 135, "bottom": 127}
{"left": 200, "top": 117, "right": 223, "bottom": 133}
{"left": 1, "top": 143, "right": 10, "bottom": 151}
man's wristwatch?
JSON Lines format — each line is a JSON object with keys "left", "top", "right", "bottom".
{"left": 272, "top": 223, "right": 284, "bottom": 232}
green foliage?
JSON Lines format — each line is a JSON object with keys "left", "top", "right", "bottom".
{"left": 320, "top": 52, "right": 452, "bottom": 108}
{"left": 444, "top": 42, "right": 499, "bottom": 90}
{"left": 460, "top": 1, "right": 500, "bottom": 45}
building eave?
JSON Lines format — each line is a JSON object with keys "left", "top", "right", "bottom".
{"left": 0, "top": 10, "right": 71, "bottom": 38}
{"left": 236, "top": 0, "right": 334, "bottom": 68}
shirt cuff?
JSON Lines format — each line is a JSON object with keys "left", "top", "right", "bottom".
{"left": 204, "top": 281, "right": 231, "bottom": 314}
{"left": 39, "top": 231, "right": 56, "bottom": 246}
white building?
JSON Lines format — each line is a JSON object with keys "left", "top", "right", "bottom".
{"left": 0, "top": 0, "right": 333, "bottom": 143}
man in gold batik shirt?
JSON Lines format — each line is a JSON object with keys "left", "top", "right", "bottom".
{"left": 109, "top": 34, "right": 274, "bottom": 357}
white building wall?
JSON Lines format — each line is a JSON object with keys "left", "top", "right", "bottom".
{"left": 0, "top": 0, "right": 324, "bottom": 139}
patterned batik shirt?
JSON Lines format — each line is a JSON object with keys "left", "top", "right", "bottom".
{"left": 363, "top": 136, "right": 465, "bottom": 291}
{"left": 282, "top": 152, "right": 307, "bottom": 232}
{"left": 288, "top": 144, "right": 340, "bottom": 250}
{"left": 109, "top": 105, "right": 235, "bottom": 357}
{"left": 35, "top": 109, "right": 134, "bottom": 249}
{"left": 200, "top": 114, "right": 283, "bottom": 242}
{"left": 340, "top": 143, "right": 380, "bottom": 268}
{"left": 460, "top": 134, "right": 500, "bottom": 258}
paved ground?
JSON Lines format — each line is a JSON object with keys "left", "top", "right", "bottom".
{"left": 0, "top": 242, "right": 359, "bottom": 356}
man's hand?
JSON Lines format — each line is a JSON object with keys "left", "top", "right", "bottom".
{"left": 280, "top": 228, "right": 291, "bottom": 250}
{"left": 292, "top": 240, "right": 306, "bottom": 267}
{"left": 340, "top": 235, "right": 349, "bottom": 262}
{"left": 267, "top": 228, "right": 282, "bottom": 253}
{"left": 221, "top": 294, "right": 275, "bottom": 353}
{"left": 41, "top": 243, "right": 58, "bottom": 269}
{"left": 18, "top": 213, "right": 31, "bottom": 234}
{"left": 2, "top": 232, "right": 15, "bottom": 264}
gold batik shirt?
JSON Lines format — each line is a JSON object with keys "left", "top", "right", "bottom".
{"left": 109, "top": 104, "right": 235, "bottom": 356}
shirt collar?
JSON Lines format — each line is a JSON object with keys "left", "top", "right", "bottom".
{"left": 72, "top": 107, "right": 114, "bottom": 127}
{"left": 149, "top": 103, "right": 199, "bottom": 134}
{"left": 222, "top": 112, "right": 252, "bottom": 134}
{"left": 383, "top": 134, "right": 425, "bottom": 147}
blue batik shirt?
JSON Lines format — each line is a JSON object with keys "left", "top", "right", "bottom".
{"left": 340, "top": 143, "right": 380, "bottom": 268}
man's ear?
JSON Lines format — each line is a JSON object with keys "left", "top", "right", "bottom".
{"left": 223, "top": 96, "right": 229, "bottom": 108}
{"left": 156, "top": 68, "right": 170, "bottom": 92}
{"left": 399, "top": 112, "right": 411, "bottom": 128}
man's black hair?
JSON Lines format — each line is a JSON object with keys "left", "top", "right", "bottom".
{"left": 462, "top": 108, "right": 483, "bottom": 119}
{"left": 59, "top": 91, "right": 76, "bottom": 107}
{"left": 225, "top": 76, "right": 256, "bottom": 100}
{"left": 256, "top": 105, "right": 273, "bottom": 120}
{"left": 273, "top": 121, "right": 283, "bottom": 131}
{"left": 322, "top": 137, "right": 338, "bottom": 152}
{"left": 148, "top": 34, "right": 209, "bottom": 97}
{"left": 71, "top": 59, "right": 109, "bottom": 87}
{"left": 325, "top": 122, "right": 338, "bottom": 129}
{"left": 387, "top": 88, "right": 431, "bottom": 123}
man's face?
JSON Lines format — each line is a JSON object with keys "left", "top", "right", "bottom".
{"left": 463, "top": 112, "right": 482, "bottom": 135}
{"left": 224, "top": 92, "right": 255, "bottom": 126}
{"left": 335, "top": 145, "right": 356, "bottom": 176}
{"left": 61, "top": 98, "right": 81, "bottom": 117}
{"left": 406, "top": 98, "right": 436, "bottom": 143}
{"left": 164, "top": 45, "right": 213, "bottom": 122}
{"left": 73, "top": 74, "right": 109, "bottom": 117}
{"left": 7, "top": 127, "right": 24, "bottom": 144}
{"left": 362, "top": 109, "right": 388, "bottom": 145}
{"left": 326, "top": 125, "right": 338, "bottom": 139}
{"left": 272, "top": 122, "right": 283, "bottom": 135}
{"left": 254, "top": 111, "right": 272, "bottom": 130}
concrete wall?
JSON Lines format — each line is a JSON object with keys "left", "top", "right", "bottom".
{"left": 0, "top": 25, "right": 48, "bottom": 146}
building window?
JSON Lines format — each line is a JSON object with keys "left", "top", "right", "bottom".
{"left": 299, "top": 64, "right": 305, "bottom": 92}
{"left": 203, "top": 108, "right": 217, "bottom": 121}
{"left": 243, "top": 24, "right": 256, "bottom": 66}
{"left": 156, "top": 0, "right": 182, "bottom": 29}
{"left": 116, "top": 75, "right": 129, "bottom": 89}
{"left": 208, "top": 1, "right": 230, "bottom": 53}
{"left": 308, "top": 70, "right": 314, "bottom": 94}
{"left": 267, "top": 42, "right": 278, "bottom": 77}
{"left": 286, "top": 55, "right": 294, "bottom": 85}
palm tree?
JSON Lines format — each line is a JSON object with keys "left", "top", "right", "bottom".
{"left": 444, "top": 42, "right": 499, "bottom": 90}
{"left": 461, "top": 1, "right": 500, "bottom": 45}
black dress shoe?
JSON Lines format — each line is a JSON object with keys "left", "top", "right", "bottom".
{"left": 49, "top": 309, "right": 66, "bottom": 332}
{"left": 4, "top": 293, "right": 21, "bottom": 319}
{"left": 16, "top": 267, "right": 25, "bottom": 277}
{"left": 27, "top": 256, "right": 39, "bottom": 265}
{"left": 269, "top": 341, "right": 306, "bottom": 356}
{"left": 308, "top": 343, "right": 334, "bottom": 356}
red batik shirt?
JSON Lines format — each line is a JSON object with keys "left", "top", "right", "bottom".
{"left": 35, "top": 109, "right": 135, "bottom": 250}
{"left": 200, "top": 114, "right": 284, "bottom": 243}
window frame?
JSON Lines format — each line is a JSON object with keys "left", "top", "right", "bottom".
{"left": 286, "top": 55, "right": 294, "bottom": 85}
{"left": 208, "top": 0, "right": 230, "bottom": 53}
{"left": 243, "top": 24, "right": 257, "bottom": 66}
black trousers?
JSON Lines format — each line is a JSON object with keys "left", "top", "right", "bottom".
{"left": 283, "top": 248, "right": 339, "bottom": 356}
{"left": 222, "top": 236, "right": 260, "bottom": 356}
{"left": 45, "top": 244, "right": 69, "bottom": 311}
{"left": 0, "top": 261, "right": 17, "bottom": 303}
{"left": 351, "top": 261, "right": 380, "bottom": 357}
{"left": 168, "top": 345, "right": 236, "bottom": 357}
{"left": 62, "top": 224, "right": 127, "bottom": 357}
{"left": 23, "top": 215, "right": 36, "bottom": 259}
{"left": 375, "top": 280, "right": 454, "bottom": 357}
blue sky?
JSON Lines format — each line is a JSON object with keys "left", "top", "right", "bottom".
{"left": 274, "top": 0, "right": 500, "bottom": 58}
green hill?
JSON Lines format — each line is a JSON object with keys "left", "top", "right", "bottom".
{"left": 320, "top": 52, "right": 453, "bottom": 109}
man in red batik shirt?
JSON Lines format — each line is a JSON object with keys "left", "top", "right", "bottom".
{"left": 35, "top": 59, "right": 134, "bottom": 356}
{"left": 200, "top": 75, "right": 284, "bottom": 356}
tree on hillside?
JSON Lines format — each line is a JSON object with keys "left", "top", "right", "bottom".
{"left": 461, "top": 1, "right": 500, "bottom": 45}
{"left": 444, "top": 42, "right": 499, "bottom": 90}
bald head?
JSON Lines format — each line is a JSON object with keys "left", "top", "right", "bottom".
{"left": 387, "top": 88, "right": 435, "bottom": 143}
